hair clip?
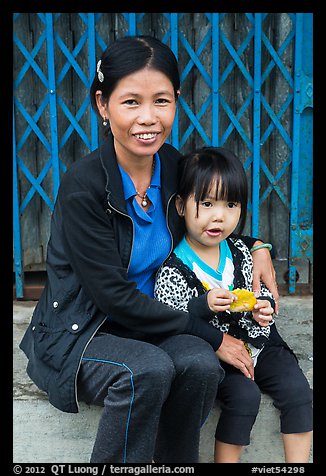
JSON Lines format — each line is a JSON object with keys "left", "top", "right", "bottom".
{"left": 97, "top": 60, "right": 104, "bottom": 83}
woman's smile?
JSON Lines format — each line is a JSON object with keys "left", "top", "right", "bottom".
{"left": 132, "top": 131, "right": 161, "bottom": 145}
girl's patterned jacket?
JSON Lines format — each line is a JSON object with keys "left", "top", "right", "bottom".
{"left": 154, "top": 236, "right": 276, "bottom": 349}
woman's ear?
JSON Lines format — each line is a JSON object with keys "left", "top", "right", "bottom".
{"left": 175, "top": 195, "right": 184, "bottom": 216}
{"left": 95, "top": 90, "right": 108, "bottom": 118}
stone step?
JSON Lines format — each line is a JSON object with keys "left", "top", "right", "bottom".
{"left": 13, "top": 297, "right": 313, "bottom": 463}
{"left": 14, "top": 395, "right": 313, "bottom": 463}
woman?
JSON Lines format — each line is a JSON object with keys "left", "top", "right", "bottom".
{"left": 20, "top": 35, "right": 279, "bottom": 463}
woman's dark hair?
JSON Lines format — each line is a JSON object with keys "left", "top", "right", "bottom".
{"left": 177, "top": 147, "right": 248, "bottom": 235}
{"left": 90, "top": 35, "right": 180, "bottom": 116}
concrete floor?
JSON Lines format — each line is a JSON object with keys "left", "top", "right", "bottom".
{"left": 13, "top": 297, "right": 313, "bottom": 463}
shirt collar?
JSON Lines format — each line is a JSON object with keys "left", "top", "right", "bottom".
{"left": 118, "top": 153, "right": 161, "bottom": 201}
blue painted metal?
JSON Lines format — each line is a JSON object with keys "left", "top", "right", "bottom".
{"left": 87, "top": 13, "right": 99, "bottom": 151}
{"left": 13, "top": 13, "right": 313, "bottom": 296}
{"left": 252, "top": 13, "right": 262, "bottom": 238}
{"left": 211, "top": 13, "right": 219, "bottom": 147}
{"left": 178, "top": 19, "right": 213, "bottom": 149}
{"left": 258, "top": 18, "right": 295, "bottom": 214}
{"left": 170, "top": 13, "right": 179, "bottom": 149}
{"left": 46, "top": 13, "right": 60, "bottom": 202}
{"left": 289, "top": 13, "right": 313, "bottom": 293}
{"left": 122, "top": 13, "right": 136, "bottom": 35}
{"left": 13, "top": 104, "right": 24, "bottom": 298}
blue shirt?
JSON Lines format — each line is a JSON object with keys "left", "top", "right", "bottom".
{"left": 118, "top": 153, "right": 172, "bottom": 297}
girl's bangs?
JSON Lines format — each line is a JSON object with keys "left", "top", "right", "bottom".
{"left": 194, "top": 165, "right": 241, "bottom": 204}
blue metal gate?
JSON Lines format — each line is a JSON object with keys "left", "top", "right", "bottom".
{"left": 13, "top": 13, "right": 313, "bottom": 298}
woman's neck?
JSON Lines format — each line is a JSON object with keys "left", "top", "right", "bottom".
{"left": 117, "top": 154, "right": 155, "bottom": 196}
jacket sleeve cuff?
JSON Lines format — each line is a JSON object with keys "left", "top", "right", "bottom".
{"left": 183, "top": 317, "right": 223, "bottom": 351}
{"left": 187, "top": 293, "right": 215, "bottom": 321}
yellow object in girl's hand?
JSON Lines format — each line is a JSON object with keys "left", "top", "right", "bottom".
{"left": 229, "top": 288, "right": 257, "bottom": 312}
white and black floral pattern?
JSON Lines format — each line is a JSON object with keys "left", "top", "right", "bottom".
{"left": 154, "top": 236, "right": 275, "bottom": 349}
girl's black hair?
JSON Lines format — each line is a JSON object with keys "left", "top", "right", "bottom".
{"left": 90, "top": 35, "right": 180, "bottom": 124}
{"left": 177, "top": 147, "right": 248, "bottom": 235}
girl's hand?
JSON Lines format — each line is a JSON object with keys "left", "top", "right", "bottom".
{"left": 252, "top": 299, "right": 274, "bottom": 327}
{"left": 207, "top": 288, "right": 237, "bottom": 313}
{"left": 251, "top": 242, "right": 279, "bottom": 314}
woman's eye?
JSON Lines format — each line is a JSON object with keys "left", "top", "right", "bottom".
{"left": 123, "top": 99, "right": 138, "bottom": 105}
{"left": 155, "top": 98, "right": 170, "bottom": 104}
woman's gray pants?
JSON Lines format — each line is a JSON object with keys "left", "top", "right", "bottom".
{"left": 77, "top": 331, "right": 224, "bottom": 463}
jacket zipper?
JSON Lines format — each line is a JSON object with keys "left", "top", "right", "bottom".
{"left": 165, "top": 193, "right": 176, "bottom": 259}
{"left": 106, "top": 199, "right": 135, "bottom": 271}
{"left": 99, "top": 143, "right": 134, "bottom": 269}
{"left": 74, "top": 201, "right": 135, "bottom": 411}
{"left": 75, "top": 192, "right": 175, "bottom": 410}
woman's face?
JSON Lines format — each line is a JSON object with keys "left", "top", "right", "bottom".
{"left": 99, "top": 68, "right": 178, "bottom": 164}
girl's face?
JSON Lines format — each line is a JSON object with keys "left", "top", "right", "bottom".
{"left": 176, "top": 183, "right": 241, "bottom": 252}
{"left": 97, "top": 68, "right": 178, "bottom": 164}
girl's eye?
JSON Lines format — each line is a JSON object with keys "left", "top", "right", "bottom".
{"left": 227, "top": 202, "right": 238, "bottom": 208}
{"left": 201, "top": 201, "right": 212, "bottom": 208}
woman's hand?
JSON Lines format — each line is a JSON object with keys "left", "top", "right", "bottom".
{"left": 252, "top": 299, "right": 274, "bottom": 327}
{"left": 216, "top": 333, "right": 254, "bottom": 380}
{"left": 251, "top": 242, "right": 279, "bottom": 314}
{"left": 207, "top": 288, "right": 237, "bottom": 313}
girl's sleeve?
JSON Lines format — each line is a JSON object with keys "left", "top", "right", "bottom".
{"left": 234, "top": 234, "right": 259, "bottom": 250}
{"left": 154, "top": 265, "right": 193, "bottom": 311}
{"left": 257, "top": 283, "right": 276, "bottom": 310}
{"left": 154, "top": 265, "right": 224, "bottom": 350}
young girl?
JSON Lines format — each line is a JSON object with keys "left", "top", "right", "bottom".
{"left": 154, "top": 147, "right": 313, "bottom": 463}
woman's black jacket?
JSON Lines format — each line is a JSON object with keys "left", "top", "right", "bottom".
{"left": 19, "top": 133, "right": 255, "bottom": 413}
